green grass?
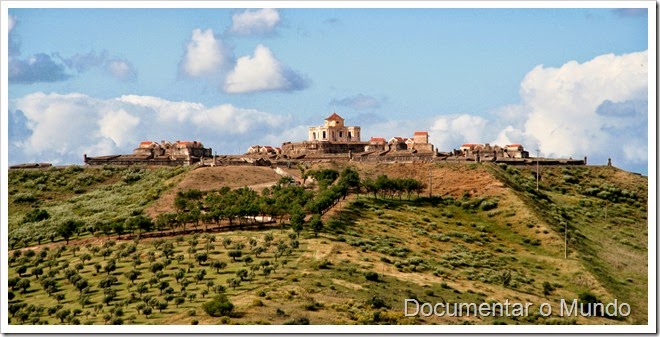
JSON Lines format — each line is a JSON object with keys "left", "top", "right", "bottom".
{"left": 8, "top": 231, "right": 304, "bottom": 325}
{"left": 8, "top": 166, "right": 189, "bottom": 248}
{"left": 7, "top": 163, "right": 647, "bottom": 325}
{"left": 486, "top": 163, "right": 648, "bottom": 324}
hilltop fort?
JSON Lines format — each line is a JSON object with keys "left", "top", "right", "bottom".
{"left": 83, "top": 140, "right": 212, "bottom": 166}
{"left": 73, "top": 111, "right": 587, "bottom": 168}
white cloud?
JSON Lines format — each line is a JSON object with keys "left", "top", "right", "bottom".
{"left": 98, "top": 109, "right": 140, "bottom": 147}
{"left": 118, "top": 94, "right": 204, "bottom": 123}
{"left": 426, "top": 50, "right": 648, "bottom": 172}
{"left": 180, "top": 28, "right": 226, "bottom": 77}
{"left": 191, "top": 104, "right": 287, "bottom": 134}
{"left": 8, "top": 15, "right": 15, "bottom": 32}
{"left": 11, "top": 49, "right": 138, "bottom": 84}
{"left": 330, "top": 94, "right": 382, "bottom": 110}
{"left": 224, "top": 44, "right": 307, "bottom": 94}
{"left": 518, "top": 50, "right": 647, "bottom": 163}
{"left": 9, "top": 92, "right": 298, "bottom": 164}
{"left": 106, "top": 60, "right": 138, "bottom": 82}
{"left": 12, "top": 92, "right": 100, "bottom": 160}
{"left": 430, "top": 114, "right": 490, "bottom": 151}
{"left": 229, "top": 8, "right": 280, "bottom": 36}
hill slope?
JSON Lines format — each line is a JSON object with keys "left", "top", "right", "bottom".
{"left": 6, "top": 162, "right": 648, "bottom": 325}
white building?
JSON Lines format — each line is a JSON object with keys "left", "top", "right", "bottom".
{"left": 308, "top": 113, "right": 361, "bottom": 142}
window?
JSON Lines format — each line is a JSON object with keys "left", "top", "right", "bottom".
{"left": 323, "top": 131, "right": 326, "bottom": 139}
{"left": 339, "top": 131, "right": 343, "bottom": 138}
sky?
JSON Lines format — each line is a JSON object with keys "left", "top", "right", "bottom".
{"left": 4, "top": 4, "right": 652, "bottom": 174}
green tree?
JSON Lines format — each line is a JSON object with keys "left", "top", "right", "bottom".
{"left": 236, "top": 269, "right": 249, "bottom": 281}
{"left": 112, "top": 222, "right": 125, "bottom": 238}
{"left": 202, "top": 295, "right": 234, "bottom": 317}
{"left": 226, "top": 278, "right": 240, "bottom": 290}
{"left": 55, "top": 308, "right": 71, "bottom": 323}
{"left": 174, "top": 268, "right": 185, "bottom": 283}
{"left": 228, "top": 250, "right": 242, "bottom": 262}
{"left": 126, "top": 215, "right": 154, "bottom": 239}
{"left": 57, "top": 219, "right": 81, "bottom": 244}
{"left": 124, "top": 270, "right": 141, "bottom": 284}
{"left": 195, "top": 269, "right": 207, "bottom": 284}
{"left": 290, "top": 206, "right": 305, "bottom": 237}
{"left": 195, "top": 252, "right": 209, "bottom": 266}
{"left": 175, "top": 296, "right": 185, "bottom": 308}
{"left": 158, "top": 280, "right": 170, "bottom": 295}
{"left": 339, "top": 167, "right": 361, "bottom": 197}
{"left": 243, "top": 256, "right": 253, "bottom": 266}
{"left": 80, "top": 253, "right": 92, "bottom": 265}
{"left": 310, "top": 214, "right": 323, "bottom": 238}
{"left": 136, "top": 282, "right": 149, "bottom": 297}
{"left": 211, "top": 260, "right": 227, "bottom": 274}
{"left": 32, "top": 266, "right": 43, "bottom": 279}
{"left": 17, "top": 278, "right": 31, "bottom": 293}
{"left": 74, "top": 278, "right": 89, "bottom": 293}
{"left": 15, "top": 265, "right": 27, "bottom": 277}
{"left": 103, "top": 259, "right": 117, "bottom": 275}
{"left": 157, "top": 301, "right": 168, "bottom": 313}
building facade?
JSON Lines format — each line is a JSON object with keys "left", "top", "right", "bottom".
{"left": 308, "top": 113, "right": 361, "bottom": 142}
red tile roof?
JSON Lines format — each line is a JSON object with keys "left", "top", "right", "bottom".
{"left": 507, "top": 144, "right": 523, "bottom": 148}
{"left": 325, "top": 112, "right": 344, "bottom": 121}
{"left": 414, "top": 131, "right": 428, "bottom": 136}
{"left": 139, "top": 141, "right": 153, "bottom": 146}
{"left": 370, "top": 137, "right": 386, "bottom": 143}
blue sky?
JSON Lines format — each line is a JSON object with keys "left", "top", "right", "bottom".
{"left": 5, "top": 4, "right": 651, "bottom": 174}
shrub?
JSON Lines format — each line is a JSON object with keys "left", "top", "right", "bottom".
{"left": 367, "top": 296, "right": 388, "bottom": 309}
{"left": 542, "top": 281, "right": 555, "bottom": 297}
{"left": 480, "top": 199, "right": 498, "bottom": 211}
{"left": 303, "top": 300, "right": 323, "bottom": 311}
{"left": 22, "top": 208, "right": 50, "bottom": 223}
{"left": 202, "top": 295, "right": 234, "bottom": 317}
{"left": 13, "top": 193, "right": 39, "bottom": 204}
{"left": 364, "top": 271, "right": 380, "bottom": 282}
{"left": 563, "top": 175, "right": 579, "bottom": 184}
{"left": 284, "top": 316, "right": 310, "bottom": 325}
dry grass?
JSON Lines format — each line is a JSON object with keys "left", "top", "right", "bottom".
{"left": 8, "top": 162, "right": 647, "bottom": 325}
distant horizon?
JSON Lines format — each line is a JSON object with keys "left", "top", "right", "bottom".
{"left": 4, "top": 3, "right": 653, "bottom": 175}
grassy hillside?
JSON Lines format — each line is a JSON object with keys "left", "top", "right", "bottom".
{"left": 6, "top": 162, "right": 648, "bottom": 325}
{"left": 8, "top": 165, "right": 189, "bottom": 248}
{"left": 485, "top": 163, "right": 648, "bottom": 324}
